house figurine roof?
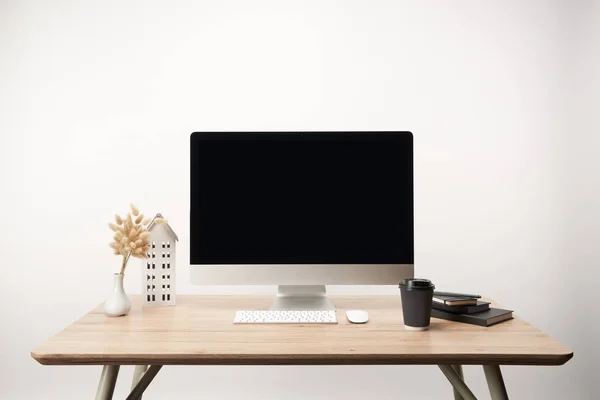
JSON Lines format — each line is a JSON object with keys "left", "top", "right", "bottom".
{"left": 147, "top": 213, "right": 179, "bottom": 241}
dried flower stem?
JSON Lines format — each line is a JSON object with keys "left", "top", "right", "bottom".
{"left": 120, "top": 252, "right": 132, "bottom": 275}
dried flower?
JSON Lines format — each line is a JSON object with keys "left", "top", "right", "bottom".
{"left": 110, "top": 204, "right": 162, "bottom": 275}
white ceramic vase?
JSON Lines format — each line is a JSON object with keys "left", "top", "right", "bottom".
{"left": 104, "top": 273, "right": 131, "bottom": 317}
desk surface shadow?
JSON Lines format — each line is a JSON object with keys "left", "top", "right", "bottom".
{"left": 31, "top": 295, "right": 573, "bottom": 366}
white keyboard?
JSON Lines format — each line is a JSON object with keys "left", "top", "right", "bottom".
{"left": 233, "top": 310, "right": 338, "bottom": 324}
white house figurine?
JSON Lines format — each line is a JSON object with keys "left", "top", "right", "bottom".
{"left": 142, "top": 213, "right": 178, "bottom": 307}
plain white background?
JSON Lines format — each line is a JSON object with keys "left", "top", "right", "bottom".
{"left": 1, "top": 0, "right": 599, "bottom": 398}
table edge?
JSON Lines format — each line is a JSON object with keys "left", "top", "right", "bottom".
{"left": 31, "top": 351, "right": 574, "bottom": 367}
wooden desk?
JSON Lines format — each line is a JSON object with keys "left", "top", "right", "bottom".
{"left": 32, "top": 295, "right": 572, "bottom": 400}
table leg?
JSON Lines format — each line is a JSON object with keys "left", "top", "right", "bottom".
{"left": 438, "top": 365, "right": 478, "bottom": 400}
{"left": 130, "top": 365, "right": 148, "bottom": 400}
{"left": 452, "top": 365, "right": 464, "bottom": 400}
{"left": 125, "top": 365, "right": 162, "bottom": 400}
{"left": 483, "top": 365, "right": 509, "bottom": 400}
{"left": 95, "top": 365, "right": 120, "bottom": 400}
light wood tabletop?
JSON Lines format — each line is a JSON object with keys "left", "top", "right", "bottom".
{"left": 31, "top": 295, "right": 572, "bottom": 367}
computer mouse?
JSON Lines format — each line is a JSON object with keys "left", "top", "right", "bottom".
{"left": 346, "top": 310, "right": 369, "bottom": 324}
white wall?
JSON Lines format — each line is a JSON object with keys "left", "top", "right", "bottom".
{"left": 1, "top": 0, "right": 598, "bottom": 398}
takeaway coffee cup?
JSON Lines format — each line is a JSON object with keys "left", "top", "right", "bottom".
{"left": 398, "top": 278, "right": 435, "bottom": 331}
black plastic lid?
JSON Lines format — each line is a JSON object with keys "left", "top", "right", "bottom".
{"left": 399, "top": 278, "right": 435, "bottom": 290}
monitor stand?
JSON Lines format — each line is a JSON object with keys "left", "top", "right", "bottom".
{"left": 268, "top": 285, "right": 335, "bottom": 311}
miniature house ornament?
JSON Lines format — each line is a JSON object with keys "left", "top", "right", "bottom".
{"left": 141, "top": 213, "right": 178, "bottom": 307}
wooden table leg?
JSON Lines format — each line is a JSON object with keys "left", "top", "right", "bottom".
{"left": 452, "top": 365, "right": 464, "bottom": 400}
{"left": 95, "top": 365, "right": 120, "bottom": 400}
{"left": 483, "top": 365, "right": 509, "bottom": 400}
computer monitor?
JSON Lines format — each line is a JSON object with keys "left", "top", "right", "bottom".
{"left": 190, "top": 131, "right": 414, "bottom": 310}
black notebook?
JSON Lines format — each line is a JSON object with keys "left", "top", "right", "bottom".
{"left": 431, "top": 308, "right": 513, "bottom": 327}
{"left": 432, "top": 295, "right": 478, "bottom": 306}
{"left": 432, "top": 300, "right": 490, "bottom": 315}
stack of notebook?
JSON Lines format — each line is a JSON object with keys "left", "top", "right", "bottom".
{"left": 431, "top": 292, "right": 513, "bottom": 327}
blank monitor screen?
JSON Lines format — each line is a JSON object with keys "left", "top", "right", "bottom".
{"left": 190, "top": 132, "right": 413, "bottom": 265}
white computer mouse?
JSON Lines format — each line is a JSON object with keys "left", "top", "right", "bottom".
{"left": 346, "top": 310, "right": 369, "bottom": 324}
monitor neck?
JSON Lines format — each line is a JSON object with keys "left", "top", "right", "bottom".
{"left": 268, "top": 285, "right": 335, "bottom": 311}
